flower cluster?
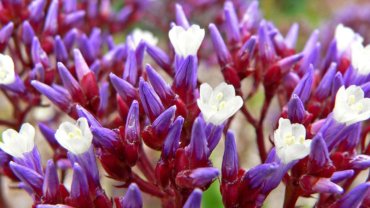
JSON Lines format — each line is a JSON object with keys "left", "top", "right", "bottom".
{"left": 0, "top": 1, "right": 369, "bottom": 208}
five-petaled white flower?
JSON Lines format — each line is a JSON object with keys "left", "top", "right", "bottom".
{"left": 274, "top": 118, "right": 311, "bottom": 164}
{"left": 55, "top": 117, "right": 93, "bottom": 155}
{"left": 131, "top": 28, "right": 158, "bottom": 48}
{"left": 0, "top": 123, "right": 35, "bottom": 158}
{"left": 0, "top": 54, "right": 15, "bottom": 85}
{"left": 335, "top": 24, "right": 363, "bottom": 54}
{"left": 197, "top": 82, "right": 243, "bottom": 125}
{"left": 333, "top": 85, "right": 370, "bottom": 126}
{"left": 351, "top": 42, "right": 370, "bottom": 75}
{"left": 169, "top": 24, "right": 205, "bottom": 57}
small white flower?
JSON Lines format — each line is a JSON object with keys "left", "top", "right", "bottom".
{"left": 274, "top": 118, "right": 311, "bottom": 164}
{"left": 333, "top": 85, "right": 370, "bottom": 126}
{"left": 351, "top": 42, "right": 370, "bottom": 75}
{"left": 335, "top": 24, "right": 363, "bottom": 53}
{"left": 55, "top": 117, "right": 93, "bottom": 155}
{"left": 169, "top": 24, "right": 205, "bottom": 57}
{"left": 197, "top": 82, "right": 243, "bottom": 125}
{"left": 0, "top": 54, "right": 15, "bottom": 85}
{"left": 0, "top": 123, "right": 35, "bottom": 158}
{"left": 131, "top": 28, "right": 158, "bottom": 48}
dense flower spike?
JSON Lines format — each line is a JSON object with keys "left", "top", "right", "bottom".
{"left": 0, "top": 1, "right": 370, "bottom": 207}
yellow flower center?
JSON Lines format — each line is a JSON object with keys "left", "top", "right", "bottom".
{"left": 68, "top": 129, "right": 82, "bottom": 140}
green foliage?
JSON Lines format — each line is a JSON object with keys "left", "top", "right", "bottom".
{"left": 202, "top": 180, "right": 223, "bottom": 208}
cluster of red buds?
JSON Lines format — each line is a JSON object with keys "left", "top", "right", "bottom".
{"left": 0, "top": 0, "right": 369, "bottom": 208}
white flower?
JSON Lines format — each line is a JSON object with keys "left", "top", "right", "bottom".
{"left": 55, "top": 118, "right": 93, "bottom": 155}
{"left": 0, "top": 123, "right": 35, "bottom": 158}
{"left": 274, "top": 118, "right": 311, "bottom": 164}
{"left": 131, "top": 28, "right": 158, "bottom": 48}
{"left": 197, "top": 82, "right": 243, "bottom": 125}
{"left": 0, "top": 54, "right": 15, "bottom": 85}
{"left": 333, "top": 85, "right": 370, "bottom": 125}
{"left": 169, "top": 24, "right": 205, "bottom": 57}
{"left": 351, "top": 42, "right": 370, "bottom": 75}
{"left": 335, "top": 24, "right": 363, "bottom": 53}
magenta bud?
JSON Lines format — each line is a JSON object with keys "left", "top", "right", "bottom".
{"left": 162, "top": 116, "right": 184, "bottom": 159}
{"left": 55, "top": 36, "right": 69, "bottom": 63}
{"left": 139, "top": 78, "right": 164, "bottom": 121}
{"left": 69, "top": 163, "right": 93, "bottom": 207}
{"left": 110, "top": 73, "right": 137, "bottom": 101}
{"left": 43, "top": 0, "right": 58, "bottom": 35}
{"left": 209, "top": 23, "right": 232, "bottom": 66}
{"left": 57, "top": 62, "right": 86, "bottom": 105}
{"left": 42, "top": 160, "right": 59, "bottom": 202}
{"left": 222, "top": 131, "right": 239, "bottom": 182}
{"left": 123, "top": 49, "right": 138, "bottom": 85}
{"left": 292, "top": 65, "right": 314, "bottom": 103}
{"left": 287, "top": 94, "right": 306, "bottom": 123}
{"left": 176, "top": 167, "right": 219, "bottom": 189}
{"left": 31, "top": 37, "right": 50, "bottom": 67}
{"left": 224, "top": 1, "right": 241, "bottom": 43}
{"left": 9, "top": 161, "right": 43, "bottom": 196}
{"left": 146, "top": 64, "right": 174, "bottom": 101}
{"left": 186, "top": 117, "right": 209, "bottom": 162}
{"left": 315, "top": 63, "right": 337, "bottom": 100}
{"left": 22, "top": 21, "right": 35, "bottom": 47}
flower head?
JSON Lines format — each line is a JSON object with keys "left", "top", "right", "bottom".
{"left": 197, "top": 82, "right": 243, "bottom": 125}
{"left": 55, "top": 117, "right": 93, "bottom": 155}
{"left": 0, "top": 54, "right": 15, "bottom": 85}
{"left": 351, "top": 42, "right": 370, "bottom": 75}
{"left": 131, "top": 28, "right": 158, "bottom": 48}
{"left": 274, "top": 118, "right": 311, "bottom": 164}
{"left": 169, "top": 24, "right": 205, "bottom": 57}
{"left": 335, "top": 24, "right": 363, "bottom": 53}
{"left": 333, "top": 85, "right": 370, "bottom": 125}
{"left": 0, "top": 123, "right": 35, "bottom": 158}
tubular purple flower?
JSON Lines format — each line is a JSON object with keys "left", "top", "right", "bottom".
{"left": 121, "top": 183, "right": 143, "bottom": 208}
{"left": 43, "top": 0, "right": 58, "bottom": 34}
{"left": 209, "top": 23, "right": 232, "bottom": 66}
{"left": 30, "top": 63, "right": 45, "bottom": 82}
{"left": 115, "top": 5, "right": 134, "bottom": 24}
{"left": 64, "top": 11, "right": 86, "bottom": 26}
{"left": 145, "top": 44, "right": 171, "bottom": 72}
{"left": 9, "top": 161, "right": 43, "bottom": 196}
{"left": 361, "top": 81, "right": 370, "bottom": 97}
{"left": 77, "top": 34, "right": 95, "bottom": 63}
{"left": 73, "top": 49, "right": 91, "bottom": 81}
{"left": 285, "top": 23, "right": 299, "bottom": 49}
{"left": 57, "top": 62, "right": 86, "bottom": 104}
{"left": 38, "top": 123, "right": 59, "bottom": 149}
{"left": 87, "top": 0, "right": 98, "bottom": 18}
{"left": 321, "top": 40, "right": 338, "bottom": 71}
{"left": 174, "top": 55, "right": 197, "bottom": 91}
{"left": 63, "top": 28, "right": 78, "bottom": 52}
{"left": 28, "top": 0, "right": 46, "bottom": 23}
{"left": 152, "top": 106, "right": 176, "bottom": 136}
{"left": 31, "top": 81, "right": 71, "bottom": 112}
{"left": 243, "top": 162, "right": 279, "bottom": 189}
{"left": 292, "top": 65, "right": 314, "bottom": 103}
{"left": 145, "top": 64, "right": 174, "bottom": 100}
{"left": 70, "top": 163, "right": 93, "bottom": 207}
{"left": 21, "top": 21, "right": 35, "bottom": 47}
{"left": 109, "top": 73, "right": 137, "bottom": 101}
{"left": 163, "top": 116, "right": 184, "bottom": 159}
{"left": 310, "top": 178, "right": 343, "bottom": 194}
{"left": 302, "top": 29, "right": 319, "bottom": 55}
{"left": 350, "top": 154, "right": 370, "bottom": 170}
{"left": 31, "top": 37, "right": 50, "bottom": 67}
{"left": 183, "top": 189, "right": 202, "bottom": 208}
{"left": 76, "top": 105, "right": 102, "bottom": 128}
{"left": 339, "top": 122, "right": 361, "bottom": 150}
{"left": 91, "top": 126, "right": 118, "bottom": 150}
{"left": 308, "top": 134, "right": 332, "bottom": 172}
{"left": 331, "top": 72, "right": 344, "bottom": 101}
{"left": 224, "top": 1, "right": 241, "bottom": 43}
{"left": 98, "top": 82, "right": 110, "bottom": 115}
{"left": 222, "top": 130, "right": 239, "bottom": 182}
{"left": 123, "top": 49, "right": 138, "bottom": 85}
{"left": 241, "top": 1, "right": 261, "bottom": 31}
{"left": 206, "top": 124, "right": 224, "bottom": 153}
{"left": 258, "top": 20, "right": 276, "bottom": 63}
{"left": 238, "top": 36, "right": 257, "bottom": 61}
{"left": 63, "top": 0, "right": 77, "bottom": 13}
{"left": 176, "top": 167, "right": 219, "bottom": 188}
{"left": 90, "top": 60, "right": 101, "bottom": 75}
{"left": 139, "top": 78, "right": 164, "bottom": 121}
{"left": 330, "top": 182, "right": 370, "bottom": 208}
{"left": 276, "top": 53, "right": 303, "bottom": 74}
{"left": 42, "top": 160, "right": 59, "bottom": 202}
{"left": 330, "top": 170, "right": 355, "bottom": 183}
{"left": 0, "top": 22, "right": 14, "bottom": 46}
{"left": 186, "top": 117, "right": 209, "bottom": 161}
{"left": 299, "top": 43, "right": 321, "bottom": 73}
{"left": 287, "top": 94, "right": 306, "bottom": 123}
{"left": 125, "top": 100, "right": 140, "bottom": 144}
{"left": 315, "top": 63, "right": 337, "bottom": 100}
{"left": 175, "top": 4, "right": 190, "bottom": 29}
{"left": 1, "top": 75, "right": 26, "bottom": 94}
{"left": 55, "top": 36, "right": 69, "bottom": 63}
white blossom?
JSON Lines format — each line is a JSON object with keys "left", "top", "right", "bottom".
{"left": 197, "top": 82, "right": 243, "bottom": 125}
{"left": 335, "top": 24, "right": 363, "bottom": 54}
{"left": 131, "top": 28, "right": 158, "bottom": 48}
{"left": 55, "top": 118, "right": 93, "bottom": 155}
{"left": 351, "top": 42, "right": 370, "bottom": 75}
{"left": 0, "top": 123, "right": 35, "bottom": 158}
{"left": 274, "top": 118, "right": 311, "bottom": 164}
{"left": 169, "top": 24, "right": 205, "bottom": 57}
{"left": 0, "top": 54, "right": 15, "bottom": 85}
{"left": 333, "top": 85, "right": 370, "bottom": 125}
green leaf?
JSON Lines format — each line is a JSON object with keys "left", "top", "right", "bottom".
{"left": 202, "top": 180, "right": 223, "bottom": 208}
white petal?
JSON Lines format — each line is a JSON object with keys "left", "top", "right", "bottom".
{"left": 283, "top": 144, "right": 310, "bottom": 163}
{"left": 291, "top": 123, "right": 306, "bottom": 141}
{"left": 0, "top": 54, "right": 15, "bottom": 85}
{"left": 278, "top": 118, "right": 292, "bottom": 136}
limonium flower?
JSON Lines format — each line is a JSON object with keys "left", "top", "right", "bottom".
{"left": 333, "top": 85, "right": 370, "bottom": 125}
{"left": 131, "top": 28, "right": 158, "bottom": 48}
{"left": 197, "top": 82, "right": 243, "bottom": 125}
{"left": 55, "top": 117, "right": 93, "bottom": 155}
{"left": 169, "top": 24, "right": 205, "bottom": 57}
{"left": 0, "top": 53, "right": 15, "bottom": 85}
{"left": 351, "top": 42, "right": 370, "bottom": 75}
{"left": 0, "top": 123, "right": 35, "bottom": 158}
{"left": 335, "top": 24, "right": 363, "bottom": 54}
{"left": 274, "top": 118, "right": 311, "bottom": 164}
